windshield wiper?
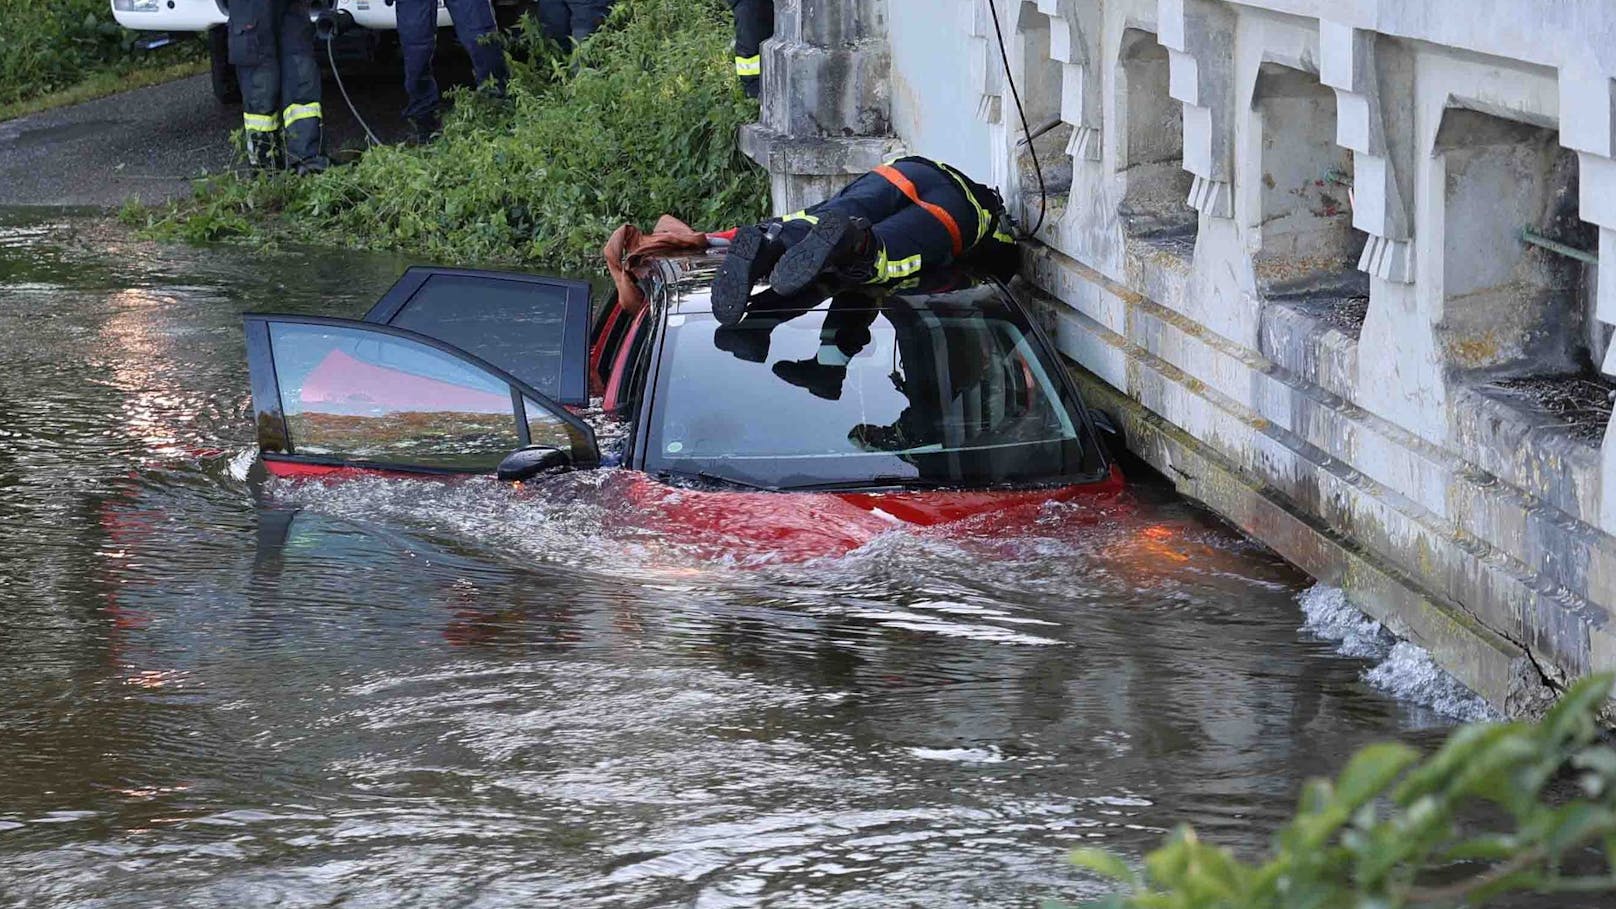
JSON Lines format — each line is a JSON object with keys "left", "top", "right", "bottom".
{"left": 782, "top": 475, "right": 956, "bottom": 493}
{"left": 661, "top": 470, "right": 779, "bottom": 492}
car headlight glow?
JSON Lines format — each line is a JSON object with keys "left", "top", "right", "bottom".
{"left": 112, "top": 0, "right": 163, "bottom": 12}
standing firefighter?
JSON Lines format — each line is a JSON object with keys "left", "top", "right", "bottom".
{"left": 396, "top": 0, "right": 510, "bottom": 142}
{"left": 711, "top": 156, "right": 1020, "bottom": 325}
{"left": 727, "top": 0, "right": 773, "bottom": 98}
{"left": 228, "top": 0, "right": 328, "bottom": 173}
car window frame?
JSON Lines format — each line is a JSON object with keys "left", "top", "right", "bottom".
{"left": 630, "top": 274, "right": 1112, "bottom": 487}
{"left": 360, "top": 265, "right": 593, "bottom": 405}
{"left": 244, "top": 313, "right": 600, "bottom": 475}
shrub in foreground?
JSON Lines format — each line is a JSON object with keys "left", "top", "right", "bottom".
{"left": 135, "top": 0, "right": 767, "bottom": 273}
{"left": 1061, "top": 674, "right": 1616, "bottom": 908}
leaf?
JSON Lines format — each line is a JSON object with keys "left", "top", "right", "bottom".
{"left": 1334, "top": 743, "right": 1420, "bottom": 810}
{"left": 1069, "top": 848, "right": 1138, "bottom": 886}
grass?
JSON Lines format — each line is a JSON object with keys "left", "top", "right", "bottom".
{"left": 0, "top": 0, "right": 205, "bottom": 120}
{"left": 129, "top": 0, "right": 769, "bottom": 274}
{"left": 0, "top": 60, "right": 209, "bottom": 122}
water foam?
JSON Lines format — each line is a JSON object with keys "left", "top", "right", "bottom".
{"left": 1298, "top": 586, "right": 1496, "bottom": 722}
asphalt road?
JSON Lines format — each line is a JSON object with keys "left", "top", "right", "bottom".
{"left": 0, "top": 54, "right": 467, "bottom": 209}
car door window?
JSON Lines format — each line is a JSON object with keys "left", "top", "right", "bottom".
{"left": 363, "top": 267, "right": 592, "bottom": 405}
{"left": 246, "top": 316, "right": 597, "bottom": 473}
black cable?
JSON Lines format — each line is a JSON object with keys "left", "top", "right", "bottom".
{"left": 988, "top": 0, "right": 1047, "bottom": 238}
{"left": 329, "top": 36, "right": 382, "bottom": 147}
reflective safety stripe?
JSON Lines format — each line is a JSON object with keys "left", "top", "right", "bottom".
{"left": 282, "top": 102, "right": 322, "bottom": 126}
{"left": 735, "top": 55, "right": 761, "bottom": 77}
{"left": 936, "top": 162, "right": 995, "bottom": 246}
{"left": 878, "top": 251, "right": 924, "bottom": 282}
{"left": 243, "top": 112, "right": 281, "bottom": 133}
{"left": 873, "top": 164, "right": 964, "bottom": 256}
{"left": 992, "top": 228, "right": 1017, "bottom": 245}
{"left": 782, "top": 210, "right": 819, "bottom": 225}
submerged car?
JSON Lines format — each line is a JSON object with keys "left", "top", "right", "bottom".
{"left": 243, "top": 255, "right": 1125, "bottom": 551}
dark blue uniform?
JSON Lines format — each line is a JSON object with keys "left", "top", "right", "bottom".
{"left": 537, "top": 0, "right": 616, "bottom": 46}
{"left": 712, "top": 157, "right": 1019, "bottom": 325}
{"left": 396, "top": 0, "right": 510, "bottom": 134}
{"left": 228, "top": 0, "right": 326, "bottom": 171}
{"left": 727, "top": 0, "right": 773, "bottom": 98}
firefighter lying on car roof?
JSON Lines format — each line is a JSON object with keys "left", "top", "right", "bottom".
{"left": 711, "top": 156, "right": 1020, "bottom": 326}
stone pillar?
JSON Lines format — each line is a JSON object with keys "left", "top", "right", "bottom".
{"left": 1321, "top": 22, "right": 1418, "bottom": 284}
{"left": 1159, "top": 0, "right": 1237, "bottom": 219}
{"left": 1039, "top": 0, "right": 1104, "bottom": 162}
{"left": 740, "top": 0, "right": 905, "bottom": 215}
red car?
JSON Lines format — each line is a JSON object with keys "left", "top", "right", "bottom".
{"left": 243, "top": 254, "right": 1125, "bottom": 558}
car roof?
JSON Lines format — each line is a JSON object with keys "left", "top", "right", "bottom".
{"left": 645, "top": 251, "right": 1021, "bottom": 320}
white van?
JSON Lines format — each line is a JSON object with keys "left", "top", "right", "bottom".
{"left": 110, "top": 1, "right": 525, "bottom": 103}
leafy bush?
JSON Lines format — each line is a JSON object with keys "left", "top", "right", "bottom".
{"left": 136, "top": 0, "right": 767, "bottom": 273}
{"left": 0, "top": 0, "right": 200, "bottom": 109}
{"left": 1061, "top": 674, "right": 1616, "bottom": 909}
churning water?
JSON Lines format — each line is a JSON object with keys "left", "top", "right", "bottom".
{"left": 0, "top": 211, "right": 1550, "bottom": 907}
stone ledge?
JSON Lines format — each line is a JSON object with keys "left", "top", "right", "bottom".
{"left": 738, "top": 126, "right": 903, "bottom": 176}
{"left": 1062, "top": 356, "right": 1552, "bottom": 717}
{"left": 1032, "top": 282, "right": 1611, "bottom": 685}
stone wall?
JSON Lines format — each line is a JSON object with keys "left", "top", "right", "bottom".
{"left": 745, "top": 0, "right": 1616, "bottom": 716}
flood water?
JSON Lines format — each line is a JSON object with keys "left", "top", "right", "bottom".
{"left": 0, "top": 211, "right": 1528, "bottom": 907}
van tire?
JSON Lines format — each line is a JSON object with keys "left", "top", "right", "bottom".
{"left": 209, "top": 25, "right": 242, "bottom": 105}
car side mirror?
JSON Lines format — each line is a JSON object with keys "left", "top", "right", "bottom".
{"left": 497, "top": 445, "right": 571, "bottom": 482}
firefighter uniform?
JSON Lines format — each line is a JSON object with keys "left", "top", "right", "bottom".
{"left": 397, "top": 0, "right": 510, "bottom": 138}
{"left": 727, "top": 0, "right": 773, "bottom": 98}
{"left": 712, "top": 157, "right": 1019, "bottom": 325}
{"left": 228, "top": 0, "right": 327, "bottom": 172}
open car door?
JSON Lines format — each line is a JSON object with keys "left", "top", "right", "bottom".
{"left": 244, "top": 315, "right": 598, "bottom": 477}
{"left": 362, "top": 267, "right": 593, "bottom": 405}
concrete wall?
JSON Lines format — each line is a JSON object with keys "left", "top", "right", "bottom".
{"left": 746, "top": 0, "right": 1616, "bottom": 717}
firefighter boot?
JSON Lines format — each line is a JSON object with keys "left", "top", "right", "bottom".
{"left": 768, "top": 211, "right": 876, "bottom": 296}
{"left": 771, "top": 360, "right": 848, "bottom": 401}
{"left": 712, "top": 221, "right": 786, "bottom": 327}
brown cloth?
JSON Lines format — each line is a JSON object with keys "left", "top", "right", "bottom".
{"left": 603, "top": 215, "right": 714, "bottom": 313}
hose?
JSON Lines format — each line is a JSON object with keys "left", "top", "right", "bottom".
{"left": 327, "top": 30, "right": 382, "bottom": 147}
{"left": 988, "top": 0, "right": 1048, "bottom": 239}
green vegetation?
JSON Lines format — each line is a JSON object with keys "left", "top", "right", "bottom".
{"left": 132, "top": 0, "right": 768, "bottom": 273}
{"left": 0, "top": 0, "right": 203, "bottom": 118}
{"left": 1061, "top": 674, "right": 1616, "bottom": 909}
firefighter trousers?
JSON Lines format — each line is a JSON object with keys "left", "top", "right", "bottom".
{"left": 397, "top": 0, "right": 509, "bottom": 123}
{"left": 726, "top": 0, "right": 773, "bottom": 97}
{"left": 228, "top": 0, "right": 324, "bottom": 168}
{"left": 776, "top": 158, "right": 989, "bottom": 284}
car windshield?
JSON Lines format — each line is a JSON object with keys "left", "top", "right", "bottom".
{"left": 644, "top": 285, "right": 1104, "bottom": 490}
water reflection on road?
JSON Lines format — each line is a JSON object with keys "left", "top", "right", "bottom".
{"left": 0, "top": 211, "right": 1535, "bottom": 907}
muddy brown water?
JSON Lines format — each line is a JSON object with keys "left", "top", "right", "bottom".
{"left": 0, "top": 211, "right": 1573, "bottom": 907}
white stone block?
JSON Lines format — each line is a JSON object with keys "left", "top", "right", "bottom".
{"left": 1319, "top": 21, "right": 1360, "bottom": 93}
{"left": 1187, "top": 175, "right": 1232, "bottom": 218}
{"left": 1061, "top": 63, "right": 1084, "bottom": 124}
{"left": 1334, "top": 91, "right": 1373, "bottom": 153}
{"left": 1168, "top": 48, "right": 1200, "bottom": 106}
{"left": 1068, "top": 125, "right": 1101, "bottom": 161}
{"left": 1559, "top": 67, "right": 1616, "bottom": 158}
{"left": 1600, "top": 228, "right": 1616, "bottom": 330}
{"left": 1358, "top": 235, "right": 1415, "bottom": 284}
{"left": 1579, "top": 153, "right": 1616, "bottom": 228}
{"left": 1157, "top": 0, "right": 1187, "bottom": 52}
{"left": 1182, "top": 102, "right": 1213, "bottom": 177}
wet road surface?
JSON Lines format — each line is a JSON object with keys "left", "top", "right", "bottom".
{"left": 0, "top": 210, "right": 1564, "bottom": 907}
{"left": 0, "top": 49, "right": 457, "bottom": 208}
